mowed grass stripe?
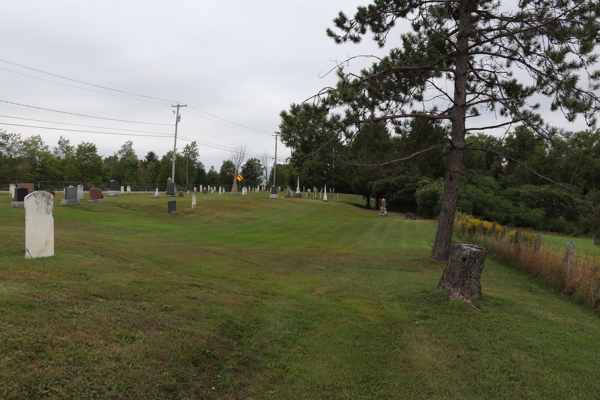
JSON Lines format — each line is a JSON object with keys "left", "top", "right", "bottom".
{"left": 0, "top": 194, "right": 598, "bottom": 399}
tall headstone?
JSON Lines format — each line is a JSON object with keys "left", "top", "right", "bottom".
{"left": 242, "top": 187, "right": 248, "bottom": 195}
{"left": 285, "top": 188, "right": 293, "bottom": 198}
{"left": 323, "top": 185, "right": 328, "bottom": 202}
{"left": 166, "top": 178, "right": 175, "bottom": 196}
{"left": 187, "top": 190, "right": 190, "bottom": 194}
{"left": 12, "top": 187, "right": 28, "bottom": 207}
{"left": 294, "top": 177, "right": 302, "bottom": 198}
{"left": 120, "top": 186, "right": 124, "bottom": 195}
{"left": 108, "top": 180, "right": 121, "bottom": 197}
{"left": 269, "top": 185, "right": 278, "bottom": 199}
{"left": 194, "top": 187, "right": 197, "bottom": 192}
{"left": 24, "top": 191, "right": 54, "bottom": 259}
{"left": 61, "top": 186, "right": 80, "bottom": 206}
{"left": 154, "top": 188, "right": 160, "bottom": 198}
{"left": 379, "top": 198, "right": 388, "bottom": 217}
{"left": 88, "top": 188, "right": 104, "bottom": 203}
{"left": 192, "top": 193, "right": 196, "bottom": 209}
{"left": 9, "top": 183, "right": 16, "bottom": 199}
{"left": 127, "top": 185, "right": 132, "bottom": 195}
{"left": 168, "top": 201, "right": 177, "bottom": 214}
{"left": 77, "top": 184, "right": 84, "bottom": 200}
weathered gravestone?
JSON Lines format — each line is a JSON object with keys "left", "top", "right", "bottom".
{"left": 168, "top": 201, "right": 177, "bottom": 214}
{"left": 120, "top": 186, "right": 124, "bottom": 195}
{"left": 202, "top": 189, "right": 208, "bottom": 194}
{"left": 108, "top": 180, "right": 121, "bottom": 197}
{"left": 24, "top": 191, "right": 54, "bottom": 259}
{"left": 323, "top": 185, "right": 328, "bottom": 202}
{"left": 285, "top": 188, "right": 293, "bottom": 198}
{"left": 18, "top": 183, "right": 34, "bottom": 194}
{"left": 295, "top": 177, "right": 302, "bottom": 198}
{"left": 192, "top": 193, "right": 196, "bottom": 209}
{"left": 154, "top": 188, "right": 160, "bottom": 198}
{"left": 12, "top": 187, "right": 28, "bottom": 207}
{"left": 242, "top": 187, "right": 248, "bottom": 195}
{"left": 178, "top": 191, "right": 184, "bottom": 197}
{"left": 9, "top": 183, "right": 16, "bottom": 199}
{"left": 77, "top": 184, "right": 84, "bottom": 200}
{"left": 194, "top": 187, "right": 197, "bottom": 192}
{"left": 88, "top": 188, "right": 104, "bottom": 203}
{"left": 61, "top": 186, "right": 80, "bottom": 206}
{"left": 127, "top": 185, "right": 132, "bottom": 195}
{"left": 379, "top": 198, "right": 388, "bottom": 217}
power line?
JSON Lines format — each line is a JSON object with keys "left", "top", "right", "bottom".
{"left": 0, "top": 122, "right": 173, "bottom": 138}
{"left": 186, "top": 106, "right": 273, "bottom": 134}
{"left": 0, "top": 58, "right": 179, "bottom": 103}
{"left": 0, "top": 57, "right": 275, "bottom": 135}
{"left": 0, "top": 67, "right": 168, "bottom": 105}
{"left": 178, "top": 134, "right": 286, "bottom": 162}
{"left": 0, "top": 99, "right": 173, "bottom": 126}
{"left": 0, "top": 115, "right": 173, "bottom": 135}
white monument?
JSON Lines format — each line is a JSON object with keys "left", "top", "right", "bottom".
{"left": 77, "top": 184, "right": 84, "bottom": 200}
{"left": 120, "top": 186, "right": 124, "bottom": 195}
{"left": 154, "top": 188, "right": 160, "bottom": 198}
{"left": 24, "top": 191, "right": 54, "bottom": 259}
{"left": 127, "top": 185, "right": 132, "bottom": 194}
{"left": 192, "top": 193, "right": 196, "bottom": 209}
{"left": 323, "top": 185, "right": 328, "bottom": 202}
{"left": 9, "top": 183, "right": 16, "bottom": 199}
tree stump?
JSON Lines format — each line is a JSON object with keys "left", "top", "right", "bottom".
{"left": 437, "top": 244, "right": 488, "bottom": 306}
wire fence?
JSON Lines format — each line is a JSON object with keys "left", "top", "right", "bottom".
{"left": 454, "top": 212, "right": 600, "bottom": 311}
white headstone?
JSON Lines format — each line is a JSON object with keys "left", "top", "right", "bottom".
{"left": 199, "top": 185, "right": 203, "bottom": 192}
{"left": 9, "top": 183, "right": 16, "bottom": 199}
{"left": 194, "top": 187, "right": 197, "bottom": 192}
{"left": 242, "top": 187, "right": 247, "bottom": 195}
{"left": 323, "top": 185, "right": 328, "bottom": 202}
{"left": 24, "top": 191, "right": 54, "bottom": 259}
{"left": 187, "top": 190, "right": 190, "bottom": 194}
{"left": 120, "top": 186, "right": 124, "bottom": 194}
{"left": 296, "top": 177, "right": 301, "bottom": 194}
{"left": 192, "top": 193, "right": 196, "bottom": 209}
{"left": 154, "top": 188, "right": 160, "bottom": 198}
{"left": 77, "top": 184, "right": 84, "bottom": 200}
{"left": 127, "top": 185, "right": 132, "bottom": 194}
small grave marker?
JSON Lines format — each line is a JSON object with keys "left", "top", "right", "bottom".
{"left": 168, "top": 201, "right": 177, "bottom": 214}
{"left": 88, "top": 188, "right": 104, "bottom": 203}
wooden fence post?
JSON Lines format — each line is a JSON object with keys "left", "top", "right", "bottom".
{"left": 534, "top": 235, "right": 541, "bottom": 253}
{"left": 515, "top": 231, "right": 521, "bottom": 252}
{"left": 491, "top": 222, "right": 496, "bottom": 237}
{"left": 564, "top": 242, "right": 576, "bottom": 271}
{"left": 478, "top": 222, "right": 484, "bottom": 236}
{"left": 503, "top": 226, "right": 507, "bottom": 239}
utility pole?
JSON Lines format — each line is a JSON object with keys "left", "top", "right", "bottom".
{"left": 270, "top": 132, "right": 279, "bottom": 198}
{"left": 171, "top": 103, "right": 187, "bottom": 185}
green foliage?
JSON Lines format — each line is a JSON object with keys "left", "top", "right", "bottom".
{"left": 415, "top": 180, "right": 444, "bottom": 218}
{"left": 218, "top": 160, "right": 235, "bottom": 185}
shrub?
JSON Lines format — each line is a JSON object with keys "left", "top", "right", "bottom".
{"left": 415, "top": 180, "right": 444, "bottom": 218}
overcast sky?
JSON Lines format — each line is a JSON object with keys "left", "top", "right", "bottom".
{"left": 0, "top": 0, "right": 387, "bottom": 172}
{"left": 0, "top": 1, "right": 593, "bottom": 174}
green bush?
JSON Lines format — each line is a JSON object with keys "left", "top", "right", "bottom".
{"left": 415, "top": 180, "right": 444, "bottom": 218}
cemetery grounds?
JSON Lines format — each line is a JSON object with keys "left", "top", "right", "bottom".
{"left": 0, "top": 193, "right": 599, "bottom": 399}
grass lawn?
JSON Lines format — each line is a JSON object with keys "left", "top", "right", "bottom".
{"left": 0, "top": 193, "right": 599, "bottom": 399}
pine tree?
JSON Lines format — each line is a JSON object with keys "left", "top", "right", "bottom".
{"left": 322, "top": 0, "right": 599, "bottom": 261}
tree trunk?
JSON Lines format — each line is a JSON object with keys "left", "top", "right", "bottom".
{"left": 430, "top": 0, "right": 470, "bottom": 261}
{"left": 437, "top": 243, "right": 488, "bottom": 304}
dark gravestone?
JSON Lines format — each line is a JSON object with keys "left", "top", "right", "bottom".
{"left": 109, "top": 180, "right": 119, "bottom": 191}
{"left": 166, "top": 182, "right": 176, "bottom": 196}
{"left": 18, "top": 183, "right": 34, "bottom": 194}
{"left": 65, "top": 187, "right": 77, "bottom": 199}
{"left": 202, "top": 189, "right": 208, "bottom": 194}
{"left": 61, "top": 187, "right": 80, "bottom": 206}
{"left": 178, "top": 191, "right": 184, "bottom": 197}
{"left": 168, "top": 201, "right": 177, "bottom": 214}
{"left": 89, "top": 188, "right": 103, "bottom": 200}
{"left": 88, "top": 188, "right": 104, "bottom": 203}
{"left": 16, "top": 188, "right": 28, "bottom": 202}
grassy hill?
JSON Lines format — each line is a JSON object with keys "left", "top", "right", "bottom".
{"left": 0, "top": 193, "right": 598, "bottom": 399}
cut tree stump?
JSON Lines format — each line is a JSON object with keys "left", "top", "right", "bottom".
{"left": 437, "top": 243, "right": 488, "bottom": 308}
